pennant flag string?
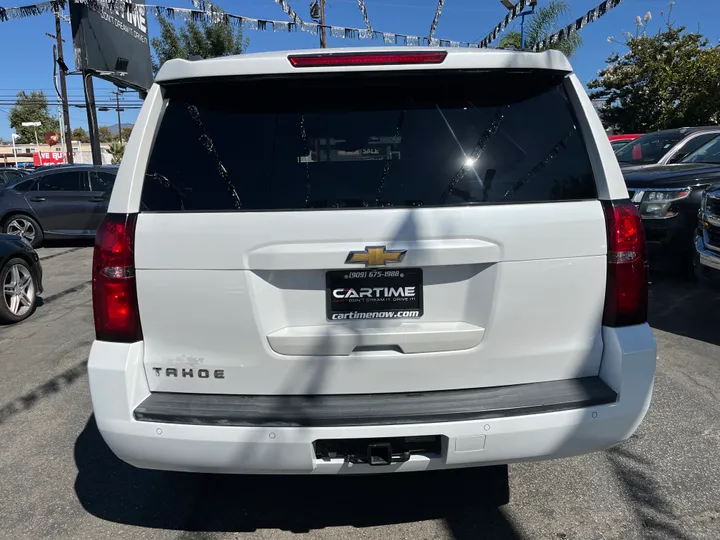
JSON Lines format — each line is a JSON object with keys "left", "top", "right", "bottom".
{"left": 0, "top": 0, "right": 64, "bottom": 21}
{"left": 476, "top": 0, "right": 532, "bottom": 49}
{"left": 147, "top": 3, "right": 479, "bottom": 47}
{"left": 356, "top": 0, "right": 371, "bottom": 33}
{"left": 271, "top": 0, "right": 303, "bottom": 24}
{"left": 427, "top": 0, "right": 444, "bottom": 43}
{"left": 0, "top": 0, "right": 625, "bottom": 56}
{"left": 533, "top": 0, "right": 622, "bottom": 51}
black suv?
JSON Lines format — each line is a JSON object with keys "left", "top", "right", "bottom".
{"left": 624, "top": 134, "right": 720, "bottom": 274}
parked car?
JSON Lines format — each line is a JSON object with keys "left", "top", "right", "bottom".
{"left": 695, "top": 183, "right": 720, "bottom": 286}
{"left": 608, "top": 133, "right": 643, "bottom": 152}
{"left": 624, "top": 134, "right": 720, "bottom": 273}
{"left": 0, "top": 164, "right": 117, "bottom": 248}
{"left": 88, "top": 47, "right": 656, "bottom": 477}
{"left": 0, "top": 168, "right": 29, "bottom": 186}
{"left": 0, "top": 233, "right": 43, "bottom": 323}
{"left": 615, "top": 127, "right": 720, "bottom": 171}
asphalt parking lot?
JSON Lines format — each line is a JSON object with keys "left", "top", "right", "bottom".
{"left": 1, "top": 246, "right": 719, "bottom": 540}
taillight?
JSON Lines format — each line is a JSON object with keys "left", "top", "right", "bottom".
{"left": 92, "top": 213, "right": 142, "bottom": 342}
{"left": 288, "top": 51, "right": 448, "bottom": 68}
{"left": 602, "top": 200, "right": 648, "bottom": 327}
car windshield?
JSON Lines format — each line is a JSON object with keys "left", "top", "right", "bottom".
{"left": 680, "top": 135, "right": 720, "bottom": 164}
{"left": 615, "top": 132, "right": 685, "bottom": 164}
{"left": 611, "top": 140, "right": 631, "bottom": 152}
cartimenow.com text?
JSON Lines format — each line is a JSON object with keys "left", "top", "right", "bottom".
{"left": 330, "top": 311, "right": 420, "bottom": 320}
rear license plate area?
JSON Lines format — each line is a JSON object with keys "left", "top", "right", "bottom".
{"left": 314, "top": 436, "right": 441, "bottom": 465}
{"left": 326, "top": 268, "right": 423, "bottom": 321}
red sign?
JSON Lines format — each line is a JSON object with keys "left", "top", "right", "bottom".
{"left": 33, "top": 152, "right": 68, "bottom": 166}
{"left": 44, "top": 132, "right": 59, "bottom": 145}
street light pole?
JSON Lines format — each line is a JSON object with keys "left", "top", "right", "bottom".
{"left": 112, "top": 90, "right": 125, "bottom": 143}
{"left": 83, "top": 72, "right": 103, "bottom": 165}
{"left": 500, "top": 0, "right": 537, "bottom": 50}
{"left": 11, "top": 133, "right": 19, "bottom": 167}
{"left": 21, "top": 122, "right": 42, "bottom": 148}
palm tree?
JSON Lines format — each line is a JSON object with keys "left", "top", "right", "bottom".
{"left": 499, "top": 0, "right": 582, "bottom": 57}
{"left": 108, "top": 140, "right": 126, "bottom": 165}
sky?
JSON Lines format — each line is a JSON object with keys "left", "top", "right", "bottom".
{"left": 0, "top": 0, "right": 718, "bottom": 141}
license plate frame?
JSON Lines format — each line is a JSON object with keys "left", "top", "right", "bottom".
{"left": 326, "top": 268, "right": 423, "bottom": 321}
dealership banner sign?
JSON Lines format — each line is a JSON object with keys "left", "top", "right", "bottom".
{"left": 33, "top": 151, "right": 111, "bottom": 165}
{"left": 69, "top": 0, "right": 153, "bottom": 91}
{"left": 33, "top": 152, "right": 69, "bottom": 166}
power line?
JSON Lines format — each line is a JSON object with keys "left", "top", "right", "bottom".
{"left": 0, "top": 102, "right": 144, "bottom": 108}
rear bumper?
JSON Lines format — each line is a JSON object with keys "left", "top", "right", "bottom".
{"left": 87, "top": 326, "right": 656, "bottom": 474}
{"left": 695, "top": 235, "right": 720, "bottom": 272}
{"left": 134, "top": 377, "right": 618, "bottom": 427}
{"left": 694, "top": 235, "right": 720, "bottom": 289}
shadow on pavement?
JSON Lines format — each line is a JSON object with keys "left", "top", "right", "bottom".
{"left": 0, "top": 360, "right": 89, "bottom": 425}
{"left": 648, "top": 273, "right": 720, "bottom": 346}
{"left": 607, "top": 442, "right": 692, "bottom": 540}
{"left": 36, "top": 281, "right": 91, "bottom": 308}
{"left": 74, "top": 416, "right": 520, "bottom": 538}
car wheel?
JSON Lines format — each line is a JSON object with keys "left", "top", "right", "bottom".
{"left": 0, "top": 257, "right": 38, "bottom": 323}
{"left": 4, "top": 214, "right": 43, "bottom": 248}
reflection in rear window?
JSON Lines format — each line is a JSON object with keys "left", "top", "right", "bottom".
{"left": 141, "top": 71, "right": 596, "bottom": 211}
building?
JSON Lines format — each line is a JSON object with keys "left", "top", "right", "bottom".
{"left": 0, "top": 141, "right": 113, "bottom": 168}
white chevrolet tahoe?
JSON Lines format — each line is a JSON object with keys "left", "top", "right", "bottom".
{"left": 88, "top": 47, "right": 656, "bottom": 475}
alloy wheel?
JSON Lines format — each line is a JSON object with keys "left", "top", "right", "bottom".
{"left": 3, "top": 263, "right": 35, "bottom": 317}
{"left": 6, "top": 218, "right": 36, "bottom": 245}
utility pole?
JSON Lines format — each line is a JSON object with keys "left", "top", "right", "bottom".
{"left": 319, "top": 0, "right": 327, "bottom": 48}
{"left": 53, "top": 8, "right": 74, "bottom": 164}
{"left": 112, "top": 90, "right": 125, "bottom": 143}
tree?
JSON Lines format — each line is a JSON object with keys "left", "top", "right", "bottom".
{"left": 71, "top": 127, "right": 90, "bottom": 143}
{"left": 8, "top": 91, "right": 60, "bottom": 145}
{"left": 107, "top": 141, "right": 126, "bottom": 164}
{"left": 499, "top": 0, "right": 582, "bottom": 57}
{"left": 121, "top": 126, "right": 133, "bottom": 142}
{"left": 588, "top": 7, "right": 720, "bottom": 133}
{"left": 151, "top": 9, "right": 249, "bottom": 74}
{"left": 98, "top": 126, "right": 114, "bottom": 143}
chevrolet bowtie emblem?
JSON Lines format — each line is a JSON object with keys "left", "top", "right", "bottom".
{"left": 345, "top": 246, "right": 407, "bottom": 266}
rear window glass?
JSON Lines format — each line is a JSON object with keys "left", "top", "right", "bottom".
{"left": 142, "top": 71, "right": 597, "bottom": 212}
{"left": 12, "top": 179, "right": 35, "bottom": 192}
